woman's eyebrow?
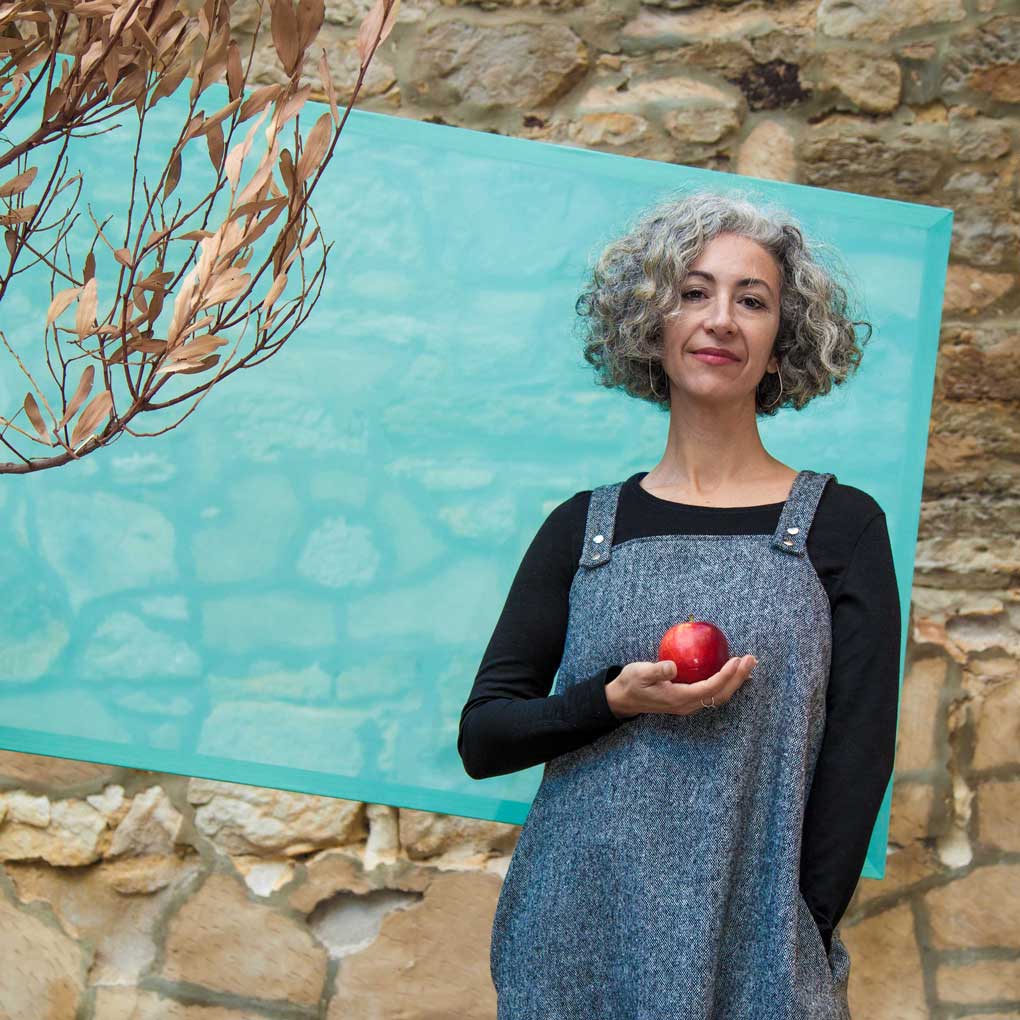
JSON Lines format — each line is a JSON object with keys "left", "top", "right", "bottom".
{"left": 684, "top": 270, "right": 774, "bottom": 298}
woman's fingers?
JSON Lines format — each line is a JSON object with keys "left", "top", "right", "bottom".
{"left": 674, "top": 655, "right": 757, "bottom": 714}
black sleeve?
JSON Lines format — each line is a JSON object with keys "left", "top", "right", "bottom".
{"left": 457, "top": 493, "right": 627, "bottom": 781}
{"left": 799, "top": 512, "right": 901, "bottom": 954}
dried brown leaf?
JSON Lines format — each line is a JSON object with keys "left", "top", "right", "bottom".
{"left": 110, "top": 1, "right": 139, "bottom": 36}
{"left": 202, "top": 97, "right": 242, "bottom": 135}
{"left": 197, "top": 25, "right": 229, "bottom": 95}
{"left": 130, "top": 19, "right": 160, "bottom": 62}
{"left": 262, "top": 272, "right": 287, "bottom": 315}
{"left": 230, "top": 195, "right": 287, "bottom": 223}
{"left": 75, "top": 277, "right": 98, "bottom": 339}
{"left": 143, "top": 224, "right": 169, "bottom": 250}
{"left": 0, "top": 204, "right": 38, "bottom": 226}
{"left": 178, "top": 315, "right": 216, "bottom": 342}
{"left": 271, "top": 0, "right": 300, "bottom": 77}
{"left": 279, "top": 147, "right": 295, "bottom": 194}
{"left": 226, "top": 39, "right": 243, "bottom": 101}
{"left": 236, "top": 147, "right": 278, "bottom": 207}
{"left": 239, "top": 83, "right": 281, "bottom": 122}
{"left": 69, "top": 389, "right": 113, "bottom": 450}
{"left": 200, "top": 268, "right": 250, "bottom": 307}
{"left": 56, "top": 364, "right": 95, "bottom": 430}
{"left": 81, "top": 39, "right": 105, "bottom": 75}
{"left": 206, "top": 120, "right": 225, "bottom": 171}
{"left": 224, "top": 107, "right": 270, "bottom": 189}
{"left": 297, "top": 0, "right": 325, "bottom": 51}
{"left": 137, "top": 268, "right": 174, "bottom": 290}
{"left": 183, "top": 111, "right": 206, "bottom": 141}
{"left": 357, "top": 0, "right": 400, "bottom": 68}
{"left": 148, "top": 289, "right": 166, "bottom": 323}
{"left": 76, "top": 1, "right": 118, "bottom": 15}
{"left": 234, "top": 194, "right": 287, "bottom": 250}
{"left": 167, "top": 271, "right": 198, "bottom": 347}
{"left": 114, "top": 247, "right": 133, "bottom": 267}
{"left": 176, "top": 354, "right": 221, "bottom": 375}
{"left": 14, "top": 44, "right": 51, "bottom": 78}
{"left": 163, "top": 151, "right": 182, "bottom": 201}
{"left": 296, "top": 111, "right": 331, "bottom": 182}
{"left": 318, "top": 49, "right": 339, "bottom": 128}
{"left": 103, "top": 49, "right": 119, "bottom": 93}
{"left": 111, "top": 65, "right": 148, "bottom": 106}
{"left": 156, "top": 352, "right": 221, "bottom": 375}
{"left": 149, "top": 56, "right": 191, "bottom": 107}
{"left": 169, "top": 333, "right": 229, "bottom": 361}
{"left": 23, "top": 392, "right": 52, "bottom": 445}
{"left": 127, "top": 337, "right": 167, "bottom": 353}
{"left": 43, "top": 85, "right": 65, "bottom": 121}
{"left": 46, "top": 286, "right": 81, "bottom": 326}
{"left": 0, "top": 166, "right": 38, "bottom": 198}
{"left": 274, "top": 85, "right": 311, "bottom": 135}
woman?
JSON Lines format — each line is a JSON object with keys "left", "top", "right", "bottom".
{"left": 458, "top": 189, "right": 901, "bottom": 1020}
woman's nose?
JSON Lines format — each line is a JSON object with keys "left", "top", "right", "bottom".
{"left": 706, "top": 301, "right": 737, "bottom": 334}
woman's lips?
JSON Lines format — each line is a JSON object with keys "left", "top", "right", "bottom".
{"left": 692, "top": 351, "right": 740, "bottom": 365}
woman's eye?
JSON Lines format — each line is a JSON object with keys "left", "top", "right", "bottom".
{"left": 681, "top": 289, "right": 765, "bottom": 310}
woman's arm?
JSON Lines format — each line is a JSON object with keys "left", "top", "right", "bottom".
{"left": 457, "top": 492, "right": 626, "bottom": 781}
{"left": 800, "top": 511, "right": 902, "bottom": 953}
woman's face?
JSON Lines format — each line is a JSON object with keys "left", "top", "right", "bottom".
{"left": 661, "top": 231, "right": 782, "bottom": 407}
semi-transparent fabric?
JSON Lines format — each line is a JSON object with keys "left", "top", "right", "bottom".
{"left": 490, "top": 469, "right": 852, "bottom": 1020}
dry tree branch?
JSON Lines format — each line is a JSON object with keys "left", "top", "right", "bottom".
{"left": 0, "top": 0, "right": 401, "bottom": 474}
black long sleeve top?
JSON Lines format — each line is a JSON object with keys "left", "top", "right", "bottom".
{"left": 458, "top": 470, "right": 901, "bottom": 954}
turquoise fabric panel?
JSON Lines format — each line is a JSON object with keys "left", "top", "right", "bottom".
{"left": 0, "top": 83, "right": 951, "bottom": 881}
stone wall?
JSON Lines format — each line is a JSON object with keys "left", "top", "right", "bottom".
{"left": 1, "top": 1, "right": 1018, "bottom": 1017}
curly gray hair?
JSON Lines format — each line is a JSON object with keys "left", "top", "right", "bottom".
{"left": 573, "top": 187, "right": 873, "bottom": 415}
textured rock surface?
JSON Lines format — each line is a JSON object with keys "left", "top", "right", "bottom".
{"left": 2, "top": 1, "right": 1017, "bottom": 1017}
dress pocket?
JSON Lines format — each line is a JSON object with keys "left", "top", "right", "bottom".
{"left": 796, "top": 889, "right": 835, "bottom": 982}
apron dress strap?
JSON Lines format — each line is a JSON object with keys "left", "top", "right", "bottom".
{"left": 770, "top": 470, "right": 837, "bottom": 557}
{"left": 578, "top": 481, "right": 624, "bottom": 570}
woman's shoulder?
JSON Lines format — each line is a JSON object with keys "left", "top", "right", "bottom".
{"left": 529, "top": 488, "right": 591, "bottom": 557}
{"left": 814, "top": 477, "right": 888, "bottom": 560}
{"left": 819, "top": 476, "right": 886, "bottom": 523}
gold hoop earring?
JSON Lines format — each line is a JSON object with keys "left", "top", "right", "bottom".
{"left": 763, "top": 366, "right": 784, "bottom": 409}
{"left": 649, "top": 359, "right": 669, "bottom": 401}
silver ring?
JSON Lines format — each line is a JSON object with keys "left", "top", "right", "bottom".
{"left": 701, "top": 695, "right": 717, "bottom": 710}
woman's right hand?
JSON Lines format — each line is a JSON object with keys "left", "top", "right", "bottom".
{"left": 606, "top": 655, "right": 758, "bottom": 719}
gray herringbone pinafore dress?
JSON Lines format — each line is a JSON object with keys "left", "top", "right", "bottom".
{"left": 490, "top": 469, "right": 853, "bottom": 1020}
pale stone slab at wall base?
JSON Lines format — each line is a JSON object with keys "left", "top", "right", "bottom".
{"left": 93, "top": 987, "right": 277, "bottom": 1019}
{"left": 325, "top": 870, "right": 501, "bottom": 1020}
{"left": 4, "top": 854, "right": 202, "bottom": 986}
{"left": 925, "top": 865, "right": 1020, "bottom": 950}
{"left": 936, "top": 958, "right": 1020, "bottom": 1006}
{"left": 160, "top": 870, "right": 328, "bottom": 1005}
{"left": 0, "top": 894, "right": 84, "bottom": 1020}
{"left": 0, "top": 750, "right": 117, "bottom": 790}
{"left": 955, "top": 1015, "right": 1020, "bottom": 1020}
{"left": 841, "top": 903, "right": 928, "bottom": 1020}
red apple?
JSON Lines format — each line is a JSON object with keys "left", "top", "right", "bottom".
{"left": 658, "top": 615, "right": 730, "bottom": 684}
